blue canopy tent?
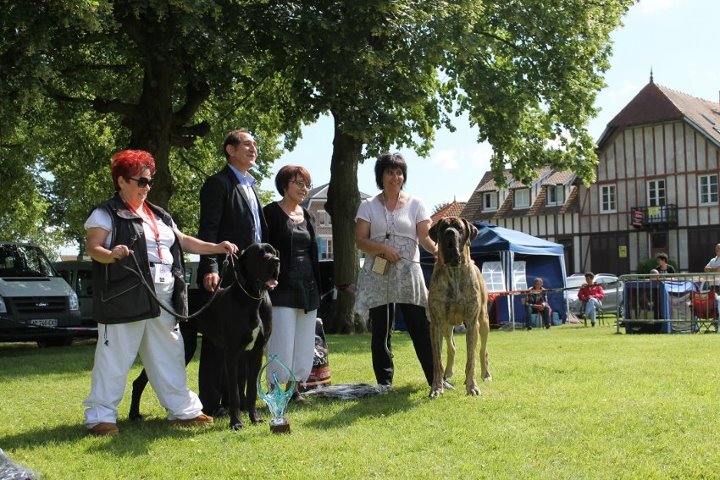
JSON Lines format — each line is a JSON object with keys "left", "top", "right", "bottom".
{"left": 421, "top": 222, "right": 567, "bottom": 329}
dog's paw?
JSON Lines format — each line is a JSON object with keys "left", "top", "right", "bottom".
{"left": 249, "top": 411, "right": 264, "bottom": 424}
{"left": 482, "top": 373, "right": 493, "bottom": 383}
{"left": 429, "top": 387, "right": 444, "bottom": 399}
{"left": 128, "top": 411, "right": 143, "bottom": 421}
{"left": 230, "top": 420, "right": 246, "bottom": 431}
{"left": 466, "top": 383, "right": 481, "bottom": 396}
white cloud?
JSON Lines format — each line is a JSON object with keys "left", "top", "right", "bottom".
{"left": 430, "top": 142, "right": 495, "bottom": 172}
{"left": 471, "top": 143, "right": 493, "bottom": 169}
{"left": 431, "top": 149, "right": 461, "bottom": 170}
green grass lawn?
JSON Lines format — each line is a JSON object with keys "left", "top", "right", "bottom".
{"left": 2, "top": 323, "right": 720, "bottom": 479}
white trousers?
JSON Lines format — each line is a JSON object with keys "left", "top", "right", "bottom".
{"left": 265, "top": 307, "right": 317, "bottom": 386}
{"left": 83, "top": 293, "right": 203, "bottom": 427}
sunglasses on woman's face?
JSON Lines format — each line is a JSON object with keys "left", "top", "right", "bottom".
{"left": 127, "top": 176, "right": 154, "bottom": 188}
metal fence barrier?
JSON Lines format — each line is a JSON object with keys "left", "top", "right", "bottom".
{"left": 616, "top": 273, "right": 719, "bottom": 334}
{"left": 485, "top": 273, "right": 719, "bottom": 334}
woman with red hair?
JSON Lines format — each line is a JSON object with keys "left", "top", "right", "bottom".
{"left": 82, "top": 149, "right": 237, "bottom": 436}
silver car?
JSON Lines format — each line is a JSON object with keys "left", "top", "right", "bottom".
{"left": 565, "top": 273, "right": 624, "bottom": 317}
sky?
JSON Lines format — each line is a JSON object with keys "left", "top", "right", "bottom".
{"left": 265, "top": 0, "right": 720, "bottom": 211}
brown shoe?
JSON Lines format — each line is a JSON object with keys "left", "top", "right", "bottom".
{"left": 89, "top": 422, "right": 119, "bottom": 436}
{"left": 169, "top": 414, "right": 214, "bottom": 427}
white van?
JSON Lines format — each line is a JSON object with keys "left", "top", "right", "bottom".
{"left": 0, "top": 242, "right": 82, "bottom": 346}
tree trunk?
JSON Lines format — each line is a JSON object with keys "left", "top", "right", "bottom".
{"left": 128, "top": 61, "right": 174, "bottom": 209}
{"left": 325, "top": 116, "right": 363, "bottom": 334}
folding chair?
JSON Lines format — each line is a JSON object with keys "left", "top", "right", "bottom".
{"left": 690, "top": 286, "right": 718, "bottom": 333}
{"left": 581, "top": 300, "right": 604, "bottom": 327}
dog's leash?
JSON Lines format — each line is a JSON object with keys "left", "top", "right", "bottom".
{"left": 229, "top": 254, "right": 265, "bottom": 301}
{"left": 107, "top": 251, "right": 235, "bottom": 321}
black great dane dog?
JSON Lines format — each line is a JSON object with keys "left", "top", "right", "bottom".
{"left": 198, "top": 242, "right": 280, "bottom": 430}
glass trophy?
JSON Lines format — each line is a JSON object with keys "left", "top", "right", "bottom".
{"left": 258, "top": 355, "right": 296, "bottom": 434}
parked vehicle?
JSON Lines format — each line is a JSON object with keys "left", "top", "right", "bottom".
{"left": 54, "top": 260, "right": 96, "bottom": 335}
{"left": 0, "top": 243, "right": 82, "bottom": 346}
{"left": 565, "top": 273, "right": 624, "bottom": 317}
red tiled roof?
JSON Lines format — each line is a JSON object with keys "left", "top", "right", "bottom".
{"left": 542, "top": 171, "right": 575, "bottom": 185}
{"left": 431, "top": 201, "right": 467, "bottom": 224}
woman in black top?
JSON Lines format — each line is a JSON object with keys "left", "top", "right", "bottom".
{"left": 656, "top": 253, "right": 675, "bottom": 274}
{"left": 263, "top": 165, "right": 321, "bottom": 403}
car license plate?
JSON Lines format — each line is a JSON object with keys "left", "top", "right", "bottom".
{"left": 30, "top": 318, "right": 58, "bottom": 328}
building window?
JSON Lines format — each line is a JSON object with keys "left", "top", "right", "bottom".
{"left": 318, "top": 210, "right": 331, "bottom": 227}
{"left": 514, "top": 188, "right": 530, "bottom": 208}
{"left": 546, "top": 185, "right": 565, "bottom": 206}
{"left": 699, "top": 174, "right": 719, "bottom": 205}
{"left": 481, "top": 261, "right": 505, "bottom": 292}
{"left": 600, "top": 185, "right": 616, "bottom": 213}
{"left": 513, "top": 261, "right": 527, "bottom": 291}
{"left": 647, "top": 179, "right": 666, "bottom": 207}
{"left": 317, "top": 237, "right": 333, "bottom": 260}
{"left": 483, "top": 192, "right": 498, "bottom": 211}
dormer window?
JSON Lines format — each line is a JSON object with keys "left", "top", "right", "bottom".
{"left": 483, "top": 192, "right": 498, "bottom": 211}
{"left": 514, "top": 188, "right": 530, "bottom": 208}
{"left": 546, "top": 185, "right": 565, "bottom": 206}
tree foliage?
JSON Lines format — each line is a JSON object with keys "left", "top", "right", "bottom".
{"left": 1, "top": 0, "right": 634, "bottom": 332}
{"left": 252, "top": 0, "right": 633, "bottom": 331}
{"left": 0, "top": 0, "right": 307, "bottom": 245}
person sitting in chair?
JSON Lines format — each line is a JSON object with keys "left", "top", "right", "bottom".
{"left": 578, "top": 272, "right": 605, "bottom": 327}
{"left": 523, "top": 278, "right": 551, "bottom": 330}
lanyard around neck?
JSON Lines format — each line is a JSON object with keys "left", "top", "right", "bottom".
{"left": 125, "top": 202, "right": 164, "bottom": 261}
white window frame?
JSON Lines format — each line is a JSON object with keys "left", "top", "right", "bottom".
{"left": 481, "top": 261, "right": 505, "bottom": 292}
{"left": 546, "top": 185, "right": 565, "bottom": 206}
{"left": 483, "top": 192, "right": 498, "bottom": 211}
{"left": 318, "top": 236, "right": 333, "bottom": 260}
{"left": 600, "top": 185, "right": 616, "bottom": 213}
{"left": 514, "top": 188, "right": 530, "bottom": 208}
{"left": 699, "top": 174, "right": 719, "bottom": 205}
{"left": 512, "top": 261, "right": 527, "bottom": 291}
{"left": 647, "top": 179, "right": 666, "bottom": 207}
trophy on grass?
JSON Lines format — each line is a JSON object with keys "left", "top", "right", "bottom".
{"left": 258, "top": 355, "right": 296, "bottom": 434}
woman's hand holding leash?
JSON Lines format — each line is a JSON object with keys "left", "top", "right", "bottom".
{"left": 216, "top": 241, "right": 238, "bottom": 255}
{"left": 110, "top": 244, "right": 133, "bottom": 262}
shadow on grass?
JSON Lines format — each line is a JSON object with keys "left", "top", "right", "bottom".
{"left": 303, "top": 384, "right": 422, "bottom": 430}
{"left": 1, "top": 418, "right": 214, "bottom": 457}
{"left": 0, "top": 342, "right": 96, "bottom": 379}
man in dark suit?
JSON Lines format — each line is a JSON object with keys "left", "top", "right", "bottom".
{"left": 196, "top": 128, "right": 269, "bottom": 417}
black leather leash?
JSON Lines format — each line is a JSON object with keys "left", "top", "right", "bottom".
{"left": 110, "top": 251, "right": 235, "bottom": 322}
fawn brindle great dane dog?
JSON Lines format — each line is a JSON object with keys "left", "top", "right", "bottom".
{"left": 427, "top": 217, "right": 491, "bottom": 398}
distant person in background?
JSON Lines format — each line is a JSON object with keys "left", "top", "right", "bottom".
{"left": 578, "top": 272, "right": 605, "bottom": 327}
{"left": 656, "top": 253, "right": 675, "bottom": 274}
{"left": 263, "top": 165, "right": 321, "bottom": 404}
{"left": 703, "top": 243, "right": 720, "bottom": 316}
{"left": 523, "top": 278, "right": 551, "bottom": 330}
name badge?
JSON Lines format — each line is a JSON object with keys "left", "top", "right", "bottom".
{"left": 153, "top": 263, "right": 173, "bottom": 284}
{"left": 372, "top": 256, "right": 388, "bottom": 275}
